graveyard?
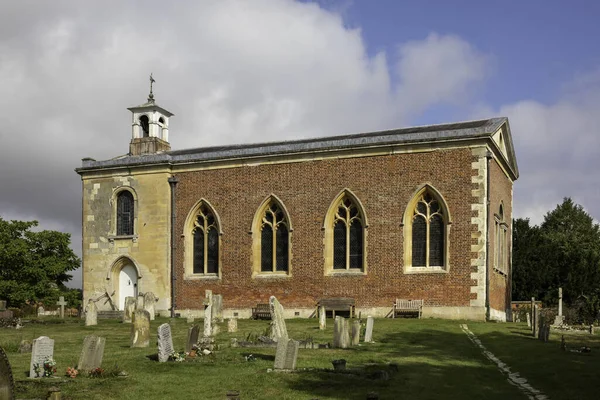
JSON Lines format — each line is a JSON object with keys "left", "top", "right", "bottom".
{"left": 1, "top": 312, "right": 599, "bottom": 399}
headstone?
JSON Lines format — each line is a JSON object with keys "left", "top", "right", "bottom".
{"left": 319, "top": 306, "right": 326, "bottom": 330}
{"left": 85, "top": 300, "right": 98, "bottom": 326}
{"left": 29, "top": 336, "right": 54, "bottom": 378}
{"left": 526, "top": 312, "right": 531, "bottom": 328}
{"left": 227, "top": 318, "right": 238, "bottom": 333}
{"left": 530, "top": 297, "right": 536, "bottom": 333}
{"left": 0, "top": 300, "right": 6, "bottom": 311}
{"left": 37, "top": 306, "right": 45, "bottom": 317}
{"left": 532, "top": 305, "right": 539, "bottom": 338}
{"left": 203, "top": 290, "right": 213, "bottom": 337}
{"left": 136, "top": 294, "right": 145, "bottom": 310}
{"left": 213, "top": 294, "right": 224, "bottom": 323}
{"left": 77, "top": 335, "right": 106, "bottom": 372}
{"left": 56, "top": 296, "right": 67, "bottom": 319}
{"left": 186, "top": 325, "right": 200, "bottom": 353}
{"left": 186, "top": 311, "right": 195, "bottom": 324}
{"left": 130, "top": 310, "right": 151, "bottom": 348}
{"left": 333, "top": 316, "right": 350, "bottom": 349}
{"left": 269, "top": 296, "right": 288, "bottom": 342}
{"left": 364, "top": 316, "right": 374, "bottom": 342}
{"left": 157, "top": 323, "right": 174, "bottom": 362}
{"left": 590, "top": 325, "right": 595, "bottom": 335}
{"left": 0, "top": 346, "right": 15, "bottom": 400}
{"left": 18, "top": 340, "right": 32, "bottom": 354}
{"left": 143, "top": 292, "right": 157, "bottom": 320}
{"left": 274, "top": 339, "right": 299, "bottom": 370}
{"left": 351, "top": 320, "right": 361, "bottom": 346}
{"left": 123, "top": 296, "right": 136, "bottom": 323}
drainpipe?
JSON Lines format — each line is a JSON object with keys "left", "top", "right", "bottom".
{"left": 168, "top": 175, "right": 179, "bottom": 318}
{"left": 485, "top": 150, "right": 493, "bottom": 321}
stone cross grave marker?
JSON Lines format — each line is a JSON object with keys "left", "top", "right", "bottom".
{"left": 204, "top": 290, "right": 213, "bottom": 337}
{"left": 186, "top": 325, "right": 200, "bottom": 353}
{"left": 274, "top": 339, "right": 299, "bottom": 370}
{"left": 123, "top": 296, "right": 136, "bottom": 323}
{"left": 157, "top": 323, "right": 174, "bottom": 362}
{"left": 213, "top": 294, "right": 224, "bottom": 323}
{"left": 227, "top": 318, "right": 238, "bottom": 333}
{"left": 532, "top": 305, "right": 539, "bottom": 338}
{"left": 319, "top": 306, "right": 326, "bottom": 330}
{"left": 0, "top": 346, "right": 15, "bottom": 400}
{"left": 269, "top": 296, "right": 288, "bottom": 342}
{"left": 333, "top": 316, "right": 350, "bottom": 349}
{"left": 143, "top": 292, "right": 157, "bottom": 320}
{"left": 351, "top": 320, "right": 361, "bottom": 346}
{"left": 131, "top": 310, "right": 151, "bottom": 348}
{"left": 29, "top": 336, "right": 54, "bottom": 378}
{"left": 56, "top": 296, "right": 67, "bottom": 319}
{"left": 364, "top": 316, "right": 374, "bottom": 342}
{"left": 77, "top": 335, "right": 106, "bottom": 372}
{"left": 526, "top": 312, "right": 531, "bottom": 328}
{"left": 85, "top": 300, "right": 98, "bottom": 326}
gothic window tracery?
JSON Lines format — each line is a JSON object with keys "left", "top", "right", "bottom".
{"left": 192, "top": 204, "right": 219, "bottom": 275}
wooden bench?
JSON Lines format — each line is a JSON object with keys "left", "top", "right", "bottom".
{"left": 393, "top": 299, "right": 423, "bottom": 318}
{"left": 317, "top": 298, "right": 355, "bottom": 319}
{"left": 251, "top": 303, "right": 271, "bottom": 320}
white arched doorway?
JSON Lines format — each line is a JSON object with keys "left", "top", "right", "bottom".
{"left": 118, "top": 264, "right": 138, "bottom": 310}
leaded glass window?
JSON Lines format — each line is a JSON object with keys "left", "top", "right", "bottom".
{"left": 116, "top": 191, "right": 134, "bottom": 236}
{"left": 332, "top": 196, "right": 364, "bottom": 270}
{"left": 411, "top": 192, "right": 445, "bottom": 267}
{"left": 260, "top": 202, "right": 289, "bottom": 272}
{"left": 192, "top": 204, "right": 219, "bottom": 274}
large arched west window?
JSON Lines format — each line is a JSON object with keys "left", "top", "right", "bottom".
{"left": 116, "top": 191, "right": 134, "bottom": 236}
{"left": 403, "top": 185, "right": 451, "bottom": 272}
{"left": 183, "top": 200, "right": 222, "bottom": 279}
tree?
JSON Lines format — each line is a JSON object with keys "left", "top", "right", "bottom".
{"left": 0, "top": 217, "right": 80, "bottom": 307}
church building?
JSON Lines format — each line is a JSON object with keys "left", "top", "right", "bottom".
{"left": 76, "top": 87, "right": 518, "bottom": 321}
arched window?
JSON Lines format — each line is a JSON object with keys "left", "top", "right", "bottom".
{"left": 324, "top": 190, "right": 367, "bottom": 274}
{"left": 139, "top": 115, "right": 149, "bottom": 138}
{"left": 116, "top": 191, "right": 134, "bottom": 236}
{"left": 403, "top": 186, "right": 450, "bottom": 271}
{"left": 251, "top": 196, "right": 292, "bottom": 276}
{"left": 192, "top": 204, "right": 219, "bottom": 275}
{"left": 495, "top": 204, "right": 508, "bottom": 274}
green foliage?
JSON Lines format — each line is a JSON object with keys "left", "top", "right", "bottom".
{"left": 0, "top": 217, "right": 80, "bottom": 307}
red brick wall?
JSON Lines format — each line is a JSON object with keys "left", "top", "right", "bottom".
{"left": 174, "top": 148, "right": 481, "bottom": 310}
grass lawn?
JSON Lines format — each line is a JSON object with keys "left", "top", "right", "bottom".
{"left": 1, "top": 317, "right": 599, "bottom": 399}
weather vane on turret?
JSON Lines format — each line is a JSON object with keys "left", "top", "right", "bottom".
{"left": 148, "top": 73, "right": 156, "bottom": 103}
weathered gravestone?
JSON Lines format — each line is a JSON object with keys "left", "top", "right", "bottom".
{"left": 186, "top": 311, "right": 195, "bottom": 324}
{"left": 364, "top": 316, "right": 374, "bottom": 343}
{"left": 538, "top": 316, "right": 550, "bottom": 342}
{"left": 274, "top": 339, "right": 299, "bottom": 370}
{"left": 29, "top": 336, "right": 54, "bottom": 378}
{"left": 530, "top": 297, "right": 536, "bottom": 333}
{"left": 123, "top": 297, "right": 136, "bottom": 323}
{"left": 351, "top": 320, "right": 361, "bottom": 346}
{"left": 333, "top": 316, "right": 350, "bottom": 349}
{"left": 143, "top": 292, "right": 157, "bottom": 320}
{"left": 136, "top": 294, "right": 145, "bottom": 310}
{"left": 0, "top": 300, "right": 6, "bottom": 311}
{"left": 526, "top": 312, "right": 531, "bottom": 328}
{"left": 319, "top": 306, "right": 326, "bottom": 330}
{"left": 37, "top": 306, "right": 45, "bottom": 317}
{"left": 269, "top": 296, "right": 288, "bottom": 342}
{"left": 18, "top": 340, "right": 32, "bottom": 354}
{"left": 186, "top": 325, "right": 200, "bottom": 353}
{"left": 77, "top": 336, "right": 105, "bottom": 372}
{"left": 56, "top": 296, "right": 67, "bottom": 319}
{"left": 0, "top": 346, "right": 15, "bottom": 400}
{"left": 213, "top": 294, "right": 224, "bottom": 323}
{"left": 532, "top": 305, "right": 539, "bottom": 338}
{"left": 204, "top": 290, "right": 213, "bottom": 337}
{"left": 157, "top": 323, "right": 174, "bottom": 362}
{"left": 131, "top": 310, "right": 151, "bottom": 348}
{"left": 85, "top": 300, "right": 98, "bottom": 326}
{"left": 227, "top": 318, "right": 238, "bottom": 333}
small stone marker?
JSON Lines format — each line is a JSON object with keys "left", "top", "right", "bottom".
{"left": 143, "top": 292, "right": 157, "bottom": 320}
{"left": 186, "top": 311, "right": 195, "bottom": 324}
{"left": 186, "top": 325, "right": 200, "bottom": 353}
{"left": 131, "top": 310, "right": 151, "bottom": 348}
{"left": 333, "top": 316, "right": 350, "bottom": 349}
{"left": 85, "top": 300, "right": 98, "bottom": 326}
{"left": 37, "top": 306, "right": 45, "bottom": 317}
{"left": 0, "top": 300, "right": 6, "bottom": 311}
{"left": 0, "top": 346, "right": 15, "bottom": 400}
{"left": 213, "top": 294, "right": 224, "bottom": 322}
{"left": 269, "top": 296, "right": 288, "bottom": 342}
{"left": 227, "top": 318, "right": 238, "bottom": 333}
{"left": 29, "top": 336, "right": 54, "bottom": 378}
{"left": 18, "top": 340, "right": 32, "bottom": 354}
{"left": 274, "top": 339, "right": 299, "bottom": 370}
{"left": 364, "top": 316, "right": 374, "bottom": 342}
{"left": 351, "top": 320, "right": 361, "bottom": 346}
{"left": 157, "top": 323, "right": 174, "bottom": 362}
{"left": 56, "top": 296, "right": 67, "bottom": 319}
{"left": 136, "top": 294, "right": 145, "bottom": 310}
{"left": 204, "top": 291, "right": 213, "bottom": 337}
{"left": 526, "top": 312, "right": 531, "bottom": 328}
{"left": 532, "top": 305, "right": 539, "bottom": 338}
{"left": 123, "top": 296, "right": 136, "bottom": 323}
{"left": 319, "top": 306, "right": 326, "bottom": 330}
{"left": 77, "top": 335, "right": 106, "bottom": 372}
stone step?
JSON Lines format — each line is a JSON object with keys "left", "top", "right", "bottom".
{"left": 97, "top": 310, "right": 123, "bottom": 319}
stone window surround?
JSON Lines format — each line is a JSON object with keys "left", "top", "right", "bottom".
{"left": 109, "top": 186, "right": 139, "bottom": 240}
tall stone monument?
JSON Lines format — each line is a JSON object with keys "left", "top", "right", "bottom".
{"left": 269, "top": 296, "right": 288, "bottom": 342}
{"left": 333, "top": 316, "right": 350, "bottom": 349}
{"left": 319, "top": 306, "right": 326, "bottom": 330}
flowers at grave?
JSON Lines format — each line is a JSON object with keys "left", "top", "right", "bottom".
{"left": 169, "top": 351, "right": 186, "bottom": 362}
{"left": 65, "top": 367, "right": 79, "bottom": 378}
{"left": 34, "top": 357, "right": 57, "bottom": 377}
{"left": 89, "top": 367, "right": 104, "bottom": 377}
{"left": 245, "top": 354, "right": 256, "bottom": 362}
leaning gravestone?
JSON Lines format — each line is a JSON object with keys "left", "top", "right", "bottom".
{"left": 131, "top": 310, "right": 151, "bottom": 348}
{"left": 123, "top": 297, "right": 136, "bottom": 323}
{"left": 227, "top": 318, "right": 238, "bottom": 333}
{"left": 269, "top": 296, "right": 288, "bottom": 342}
{"left": 157, "top": 323, "right": 174, "bottom": 362}
{"left": 85, "top": 300, "right": 98, "bottom": 326}
{"left": 274, "top": 339, "right": 299, "bottom": 370}
{"left": 333, "top": 316, "right": 350, "bottom": 349}
{"left": 29, "top": 336, "right": 54, "bottom": 378}
{"left": 364, "top": 316, "right": 374, "bottom": 342}
{"left": 77, "top": 336, "right": 105, "bottom": 372}
{"left": 213, "top": 294, "right": 224, "bottom": 323}
{"left": 0, "top": 346, "right": 15, "bottom": 400}
{"left": 186, "top": 325, "right": 200, "bottom": 353}
{"left": 319, "top": 306, "right": 326, "bottom": 330}
{"left": 351, "top": 320, "right": 361, "bottom": 346}
{"left": 143, "top": 292, "right": 157, "bottom": 320}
